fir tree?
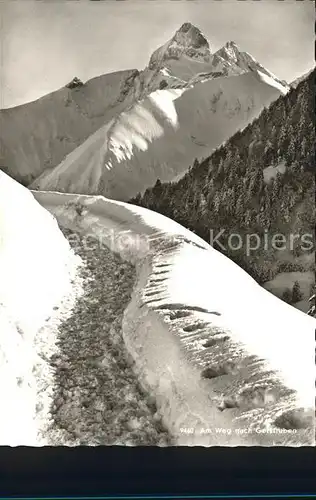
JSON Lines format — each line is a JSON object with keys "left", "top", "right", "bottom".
{"left": 292, "top": 281, "right": 303, "bottom": 303}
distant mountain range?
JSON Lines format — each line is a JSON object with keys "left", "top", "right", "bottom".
{"left": 2, "top": 23, "right": 289, "bottom": 199}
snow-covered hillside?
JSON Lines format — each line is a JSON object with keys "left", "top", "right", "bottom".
{"left": 32, "top": 188, "right": 315, "bottom": 446}
{"left": 0, "top": 70, "right": 141, "bottom": 185}
{"left": 0, "top": 172, "right": 84, "bottom": 445}
{"left": 30, "top": 70, "right": 283, "bottom": 201}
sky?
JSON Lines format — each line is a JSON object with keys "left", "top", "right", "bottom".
{"left": 1, "top": 0, "right": 315, "bottom": 109}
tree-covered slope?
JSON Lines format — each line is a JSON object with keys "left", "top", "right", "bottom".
{"left": 131, "top": 70, "right": 315, "bottom": 293}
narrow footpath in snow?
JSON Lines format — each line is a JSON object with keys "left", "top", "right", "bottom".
{"left": 46, "top": 227, "right": 173, "bottom": 446}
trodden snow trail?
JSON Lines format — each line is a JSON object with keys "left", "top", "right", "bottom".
{"left": 46, "top": 227, "right": 173, "bottom": 446}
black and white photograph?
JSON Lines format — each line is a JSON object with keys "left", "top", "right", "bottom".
{"left": 0, "top": 0, "right": 315, "bottom": 448}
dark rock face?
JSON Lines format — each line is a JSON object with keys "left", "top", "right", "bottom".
{"left": 66, "top": 77, "right": 84, "bottom": 90}
{"left": 178, "top": 22, "right": 192, "bottom": 33}
{"left": 177, "top": 22, "right": 209, "bottom": 49}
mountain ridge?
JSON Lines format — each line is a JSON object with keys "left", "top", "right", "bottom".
{"left": 29, "top": 70, "right": 283, "bottom": 200}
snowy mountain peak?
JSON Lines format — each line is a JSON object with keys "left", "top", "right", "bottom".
{"left": 148, "top": 22, "right": 211, "bottom": 70}
{"left": 225, "top": 40, "right": 240, "bottom": 50}
{"left": 146, "top": 25, "right": 287, "bottom": 95}
{"left": 213, "top": 42, "right": 289, "bottom": 93}
{"left": 219, "top": 41, "right": 243, "bottom": 63}
{"left": 216, "top": 42, "right": 251, "bottom": 65}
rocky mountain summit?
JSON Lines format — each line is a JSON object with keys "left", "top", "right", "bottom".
{"left": 148, "top": 22, "right": 211, "bottom": 70}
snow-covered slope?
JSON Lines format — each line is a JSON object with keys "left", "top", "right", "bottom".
{"left": 30, "top": 70, "right": 284, "bottom": 201}
{"left": 33, "top": 189, "right": 315, "bottom": 446}
{"left": 0, "top": 70, "right": 141, "bottom": 185}
{"left": 0, "top": 172, "right": 83, "bottom": 445}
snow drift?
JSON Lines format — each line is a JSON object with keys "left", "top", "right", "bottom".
{"left": 33, "top": 189, "right": 315, "bottom": 446}
{"left": 0, "top": 172, "right": 83, "bottom": 445}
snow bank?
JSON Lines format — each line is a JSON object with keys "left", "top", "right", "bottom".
{"left": 33, "top": 190, "right": 315, "bottom": 446}
{"left": 0, "top": 173, "right": 83, "bottom": 445}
